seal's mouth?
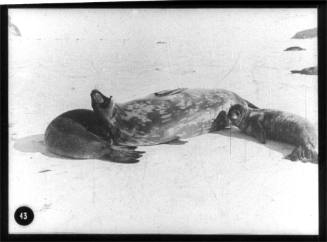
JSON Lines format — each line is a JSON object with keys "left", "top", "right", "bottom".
{"left": 93, "top": 92, "right": 104, "bottom": 104}
{"left": 91, "top": 89, "right": 112, "bottom": 106}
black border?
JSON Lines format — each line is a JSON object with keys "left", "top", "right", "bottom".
{"left": 1, "top": 1, "right": 326, "bottom": 242}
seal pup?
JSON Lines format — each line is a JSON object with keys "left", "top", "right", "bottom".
{"left": 44, "top": 109, "right": 144, "bottom": 163}
{"left": 227, "top": 104, "right": 318, "bottom": 163}
{"left": 90, "top": 88, "right": 258, "bottom": 146}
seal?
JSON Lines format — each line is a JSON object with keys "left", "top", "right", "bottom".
{"left": 90, "top": 88, "right": 258, "bottom": 146}
{"left": 44, "top": 109, "right": 144, "bottom": 163}
{"left": 227, "top": 104, "right": 318, "bottom": 163}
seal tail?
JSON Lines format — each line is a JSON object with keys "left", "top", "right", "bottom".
{"left": 284, "top": 145, "right": 318, "bottom": 164}
{"left": 101, "top": 145, "right": 145, "bottom": 163}
{"left": 244, "top": 99, "right": 259, "bottom": 109}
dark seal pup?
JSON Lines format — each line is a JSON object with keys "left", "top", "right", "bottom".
{"left": 44, "top": 109, "right": 144, "bottom": 163}
{"left": 227, "top": 104, "right": 318, "bottom": 164}
{"left": 90, "top": 88, "right": 258, "bottom": 146}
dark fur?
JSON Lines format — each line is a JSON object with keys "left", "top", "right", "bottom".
{"left": 228, "top": 104, "right": 318, "bottom": 164}
{"left": 44, "top": 109, "right": 144, "bottom": 163}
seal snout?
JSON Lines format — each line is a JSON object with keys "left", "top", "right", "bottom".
{"left": 93, "top": 92, "right": 105, "bottom": 104}
{"left": 91, "top": 89, "right": 112, "bottom": 105}
{"left": 230, "top": 112, "right": 239, "bottom": 121}
{"left": 227, "top": 104, "right": 245, "bottom": 126}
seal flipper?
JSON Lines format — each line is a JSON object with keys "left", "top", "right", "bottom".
{"left": 285, "top": 145, "right": 318, "bottom": 164}
{"left": 101, "top": 145, "right": 145, "bottom": 163}
{"left": 154, "top": 88, "right": 187, "bottom": 97}
{"left": 163, "top": 137, "right": 188, "bottom": 145}
{"left": 251, "top": 120, "right": 266, "bottom": 144}
{"left": 244, "top": 99, "right": 259, "bottom": 109}
{"left": 210, "top": 111, "right": 230, "bottom": 132}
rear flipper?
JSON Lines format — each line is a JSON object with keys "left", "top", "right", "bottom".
{"left": 245, "top": 100, "right": 259, "bottom": 109}
{"left": 101, "top": 145, "right": 145, "bottom": 163}
{"left": 284, "top": 145, "right": 318, "bottom": 164}
{"left": 163, "top": 137, "right": 188, "bottom": 145}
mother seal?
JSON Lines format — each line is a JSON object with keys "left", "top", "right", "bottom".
{"left": 90, "top": 88, "right": 258, "bottom": 146}
{"left": 227, "top": 104, "right": 318, "bottom": 164}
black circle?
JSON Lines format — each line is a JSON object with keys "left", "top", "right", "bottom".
{"left": 14, "top": 206, "right": 34, "bottom": 226}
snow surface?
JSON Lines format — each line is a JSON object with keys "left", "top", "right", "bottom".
{"left": 8, "top": 8, "right": 318, "bottom": 234}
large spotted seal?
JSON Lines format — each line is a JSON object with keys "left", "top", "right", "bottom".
{"left": 44, "top": 109, "right": 144, "bottom": 163}
{"left": 90, "top": 88, "right": 258, "bottom": 146}
{"left": 227, "top": 104, "right": 318, "bottom": 164}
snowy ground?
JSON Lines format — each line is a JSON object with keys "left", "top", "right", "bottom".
{"left": 8, "top": 8, "right": 318, "bottom": 234}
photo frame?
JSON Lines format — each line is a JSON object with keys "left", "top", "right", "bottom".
{"left": 1, "top": 1, "right": 326, "bottom": 241}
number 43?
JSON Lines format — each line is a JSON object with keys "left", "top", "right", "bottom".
{"left": 19, "top": 212, "right": 28, "bottom": 220}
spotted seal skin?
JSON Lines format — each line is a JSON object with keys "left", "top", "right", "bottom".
{"left": 227, "top": 104, "right": 318, "bottom": 164}
{"left": 91, "top": 88, "right": 258, "bottom": 146}
{"left": 44, "top": 109, "right": 144, "bottom": 163}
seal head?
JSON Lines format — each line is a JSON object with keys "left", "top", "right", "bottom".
{"left": 91, "top": 89, "right": 115, "bottom": 122}
{"left": 228, "top": 104, "right": 250, "bottom": 131}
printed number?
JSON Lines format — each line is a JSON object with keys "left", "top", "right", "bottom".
{"left": 19, "top": 212, "right": 28, "bottom": 220}
{"left": 14, "top": 206, "right": 34, "bottom": 226}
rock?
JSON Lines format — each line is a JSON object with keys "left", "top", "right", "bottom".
{"left": 284, "top": 46, "right": 306, "bottom": 51}
{"left": 292, "top": 28, "right": 317, "bottom": 39}
{"left": 291, "top": 66, "right": 317, "bottom": 75}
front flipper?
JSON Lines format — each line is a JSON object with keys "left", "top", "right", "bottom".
{"left": 251, "top": 120, "right": 266, "bottom": 144}
{"left": 210, "top": 111, "right": 230, "bottom": 132}
{"left": 163, "top": 137, "right": 188, "bottom": 145}
{"left": 154, "top": 88, "right": 187, "bottom": 97}
{"left": 101, "top": 145, "right": 145, "bottom": 163}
